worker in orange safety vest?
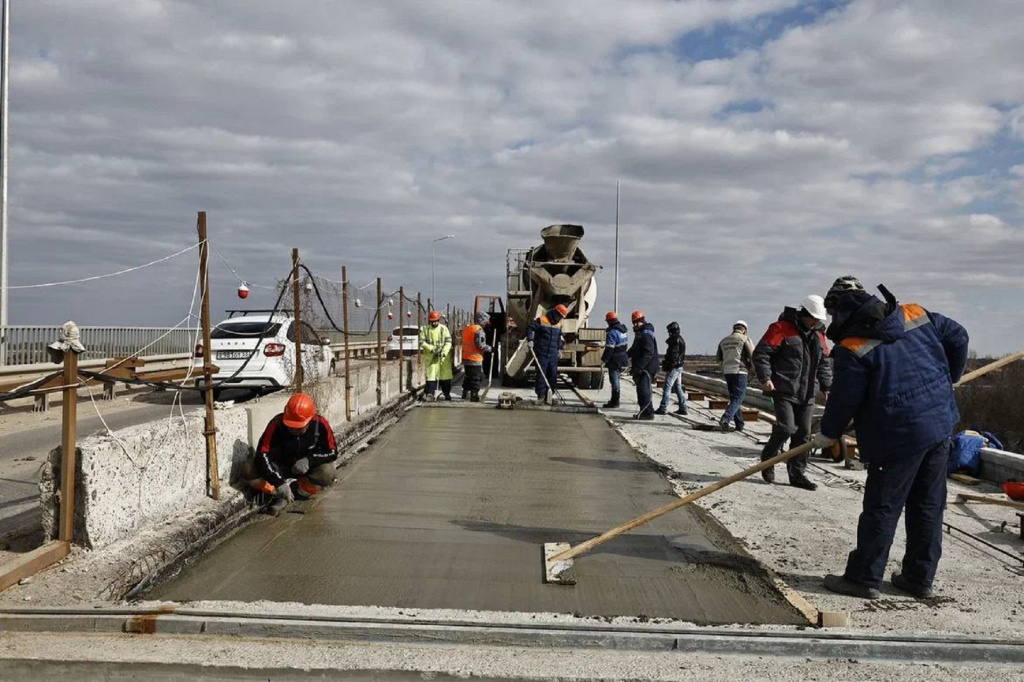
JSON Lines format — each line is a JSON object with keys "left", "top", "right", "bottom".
{"left": 461, "top": 311, "right": 493, "bottom": 402}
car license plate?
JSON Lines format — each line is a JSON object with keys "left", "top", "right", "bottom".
{"left": 216, "top": 350, "right": 250, "bottom": 360}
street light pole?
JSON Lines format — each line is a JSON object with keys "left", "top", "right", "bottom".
{"left": 430, "top": 234, "right": 455, "bottom": 310}
{"left": 613, "top": 180, "right": 620, "bottom": 314}
{"left": 0, "top": 0, "right": 10, "bottom": 366}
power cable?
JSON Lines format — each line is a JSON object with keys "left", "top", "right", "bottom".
{"left": 9, "top": 243, "right": 200, "bottom": 289}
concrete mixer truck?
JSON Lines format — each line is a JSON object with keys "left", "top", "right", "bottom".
{"left": 478, "top": 224, "right": 605, "bottom": 390}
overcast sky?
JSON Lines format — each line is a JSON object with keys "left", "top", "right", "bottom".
{"left": 4, "top": 0, "right": 1023, "bottom": 354}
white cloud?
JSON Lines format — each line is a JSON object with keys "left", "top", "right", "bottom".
{"left": 3, "top": 0, "right": 1022, "bottom": 356}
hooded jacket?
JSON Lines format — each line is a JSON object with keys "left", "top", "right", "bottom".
{"left": 662, "top": 330, "right": 686, "bottom": 371}
{"left": 601, "top": 321, "right": 629, "bottom": 370}
{"left": 819, "top": 290, "right": 969, "bottom": 463}
{"left": 627, "top": 322, "right": 660, "bottom": 378}
{"left": 527, "top": 310, "right": 564, "bottom": 361}
{"left": 753, "top": 306, "right": 832, "bottom": 404}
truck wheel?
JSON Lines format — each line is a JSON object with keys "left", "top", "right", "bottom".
{"left": 592, "top": 371, "right": 605, "bottom": 390}
{"left": 573, "top": 372, "right": 592, "bottom": 390}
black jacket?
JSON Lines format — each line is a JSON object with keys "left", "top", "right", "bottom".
{"left": 662, "top": 333, "right": 686, "bottom": 371}
{"left": 601, "top": 321, "right": 629, "bottom": 370}
{"left": 256, "top": 414, "right": 338, "bottom": 486}
{"left": 753, "top": 307, "right": 832, "bottom": 404}
{"left": 628, "top": 322, "right": 660, "bottom": 378}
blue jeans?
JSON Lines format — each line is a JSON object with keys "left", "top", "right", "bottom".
{"left": 659, "top": 367, "right": 686, "bottom": 410}
{"left": 607, "top": 367, "right": 621, "bottom": 394}
{"left": 721, "top": 374, "right": 748, "bottom": 428}
{"left": 843, "top": 439, "right": 950, "bottom": 589}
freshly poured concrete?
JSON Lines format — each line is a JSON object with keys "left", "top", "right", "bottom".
{"left": 151, "top": 408, "right": 805, "bottom": 625}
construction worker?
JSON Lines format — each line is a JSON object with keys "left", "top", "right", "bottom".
{"left": 601, "top": 311, "right": 629, "bottom": 409}
{"left": 421, "top": 310, "right": 454, "bottom": 401}
{"left": 817, "top": 277, "right": 968, "bottom": 600}
{"left": 627, "top": 310, "right": 659, "bottom": 421}
{"left": 656, "top": 321, "right": 687, "bottom": 415}
{"left": 461, "top": 311, "right": 493, "bottom": 402}
{"left": 753, "top": 295, "right": 831, "bottom": 490}
{"left": 527, "top": 304, "right": 568, "bottom": 404}
{"left": 716, "top": 320, "right": 755, "bottom": 431}
{"left": 246, "top": 393, "right": 338, "bottom": 514}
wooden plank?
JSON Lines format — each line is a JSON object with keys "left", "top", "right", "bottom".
{"left": 950, "top": 473, "right": 983, "bottom": 486}
{"left": 0, "top": 541, "right": 70, "bottom": 593}
{"left": 708, "top": 399, "right": 729, "bottom": 410}
{"left": 740, "top": 408, "right": 759, "bottom": 422}
{"left": 954, "top": 494, "right": 1024, "bottom": 511}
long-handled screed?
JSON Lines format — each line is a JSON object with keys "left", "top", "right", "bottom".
{"left": 528, "top": 343, "right": 566, "bottom": 405}
{"left": 543, "top": 350, "right": 1024, "bottom": 585}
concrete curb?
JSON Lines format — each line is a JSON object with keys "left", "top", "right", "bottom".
{"left": 1, "top": 608, "right": 1023, "bottom": 665}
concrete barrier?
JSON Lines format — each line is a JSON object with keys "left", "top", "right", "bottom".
{"left": 41, "top": 359, "right": 424, "bottom": 550}
{"left": 681, "top": 371, "right": 774, "bottom": 412}
{"left": 979, "top": 448, "right": 1024, "bottom": 484}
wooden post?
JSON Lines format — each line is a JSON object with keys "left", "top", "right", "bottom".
{"left": 376, "top": 278, "right": 383, "bottom": 406}
{"left": 291, "top": 247, "right": 304, "bottom": 393}
{"left": 197, "top": 213, "right": 219, "bottom": 500}
{"left": 398, "top": 286, "right": 405, "bottom": 393}
{"left": 342, "top": 265, "right": 352, "bottom": 422}
{"left": 58, "top": 348, "right": 79, "bottom": 541}
{"left": 416, "top": 292, "right": 423, "bottom": 381}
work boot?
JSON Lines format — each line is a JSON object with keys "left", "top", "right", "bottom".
{"left": 461, "top": 389, "right": 468, "bottom": 400}
{"left": 602, "top": 391, "right": 620, "bottom": 409}
{"left": 634, "top": 411, "right": 655, "bottom": 421}
{"left": 789, "top": 474, "right": 818, "bottom": 491}
{"left": 891, "top": 573, "right": 935, "bottom": 599}
{"left": 443, "top": 394, "right": 453, "bottom": 402}
{"left": 735, "top": 423, "right": 744, "bottom": 433}
{"left": 823, "top": 574, "right": 880, "bottom": 600}
{"left": 654, "top": 406, "right": 668, "bottom": 415}
{"left": 676, "top": 405, "right": 688, "bottom": 415}
{"left": 268, "top": 497, "right": 289, "bottom": 515}
{"left": 470, "top": 391, "right": 480, "bottom": 403}
{"left": 761, "top": 464, "right": 775, "bottom": 483}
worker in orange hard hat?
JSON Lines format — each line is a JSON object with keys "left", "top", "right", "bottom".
{"left": 243, "top": 393, "right": 339, "bottom": 514}
{"left": 627, "top": 310, "right": 659, "bottom": 420}
{"left": 420, "top": 309, "right": 454, "bottom": 401}
{"left": 601, "top": 311, "right": 628, "bottom": 409}
{"left": 526, "top": 304, "right": 568, "bottom": 404}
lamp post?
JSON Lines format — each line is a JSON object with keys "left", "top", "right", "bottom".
{"left": 0, "top": 0, "right": 10, "bottom": 366}
{"left": 431, "top": 234, "right": 455, "bottom": 311}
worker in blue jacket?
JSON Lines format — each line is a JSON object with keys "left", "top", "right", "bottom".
{"left": 815, "top": 276, "right": 969, "bottom": 600}
{"left": 527, "top": 304, "right": 567, "bottom": 403}
{"left": 627, "top": 310, "right": 660, "bottom": 420}
{"left": 601, "top": 311, "right": 629, "bottom": 409}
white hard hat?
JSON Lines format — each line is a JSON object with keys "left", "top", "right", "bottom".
{"left": 801, "top": 295, "right": 828, "bottom": 321}
{"left": 733, "top": 320, "right": 747, "bottom": 330}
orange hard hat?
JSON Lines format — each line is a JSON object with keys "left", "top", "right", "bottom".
{"left": 605, "top": 311, "right": 618, "bottom": 322}
{"left": 631, "top": 310, "right": 645, "bottom": 322}
{"left": 428, "top": 310, "right": 441, "bottom": 322}
{"left": 283, "top": 392, "right": 316, "bottom": 429}
{"left": 554, "top": 304, "right": 569, "bottom": 317}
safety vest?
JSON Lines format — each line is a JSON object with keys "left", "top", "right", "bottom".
{"left": 839, "top": 304, "right": 930, "bottom": 357}
{"left": 462, "top": 324, "right": 484, "bottom": 364}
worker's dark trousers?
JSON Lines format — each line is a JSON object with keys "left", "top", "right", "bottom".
{"left": 721, "top": 374, "right": 748, "bottom": 429}
{"left": 464, "top": 364, "right": 483, "bottom": 394}
{"left": 760, "top": 397, "right": 813, "bottom": 478}
{"left": 843, "top": 439, "right": 950, "bottom": 589}
{"left": 634, "top": 371, "right": 654, "bottom": 415}
{"left": 535, "top": 354, "right": 559, "bottom": 399}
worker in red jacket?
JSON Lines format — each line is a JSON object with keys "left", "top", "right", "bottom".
{"left": 245, "top": 392, "right": 338, "bottom": 513}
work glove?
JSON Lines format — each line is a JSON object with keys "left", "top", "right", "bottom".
{"left": 276, "top": 481, "right": 295, "bottom": 503}
{"left": 812, "top": 433, "right": 836, "bottom": 449}
{"left": 291, "top": 457, "right": 310, "bottom": 475}
{"left": 423, "top": 343, "right": 435, "bottom": 353}
{"left": 527, "top": 341, "right": 534, "bottom": 350}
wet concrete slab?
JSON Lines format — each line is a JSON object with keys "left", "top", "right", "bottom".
{"left": 151, "top": 408, "right": 806, "bottom": 625}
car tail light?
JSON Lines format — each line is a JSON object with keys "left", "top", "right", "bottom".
{"left": 264, "top": 343, "right": 286, "bottom": 357}
{"left": 194, "top": 344, "right": 204, "bottom": 358}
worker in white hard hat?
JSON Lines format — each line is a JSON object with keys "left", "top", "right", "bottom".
{"left": 716, "top": 320, "right": 755, "bottom": 432}
{"left": 752, "top": 295, "right": 832, "bottom": 491}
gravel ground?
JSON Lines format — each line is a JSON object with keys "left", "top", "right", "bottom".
{"left": 605, "top": 377, "right": 1024, "bottom": 638}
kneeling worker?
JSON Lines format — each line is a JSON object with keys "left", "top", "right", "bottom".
{"left": 247, "top": 392, "right": 338, "bottom": 513}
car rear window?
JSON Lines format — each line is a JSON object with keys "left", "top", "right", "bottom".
{"left": 211, "top": 321, "right": 282, "bottom": 339}
{"left": 392, "top": 327, "right": 419, "bottom": 336}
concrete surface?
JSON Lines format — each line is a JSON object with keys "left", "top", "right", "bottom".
{"left": 150, "top": 407, "right": 806, "bottom": 626}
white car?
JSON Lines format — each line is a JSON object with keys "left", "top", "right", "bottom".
{"left": 385, "top": 326, "right": 420, "bottom": 360}
{"left": 195, "top": 312, "right": 334, "bottom": 398}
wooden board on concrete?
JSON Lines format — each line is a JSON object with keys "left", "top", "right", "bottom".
{"left": 954, "top": 494, "right": 1024, "bottom": 511}
{"left": 708, "top": 399, "right": 729, "bottom": 410}
{"left": 0, "top": 541, "right": 70, "bottom": 593}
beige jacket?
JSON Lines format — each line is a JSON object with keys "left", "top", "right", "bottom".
{"left": 716, "top": 331, "right": 754, "bottom": 375}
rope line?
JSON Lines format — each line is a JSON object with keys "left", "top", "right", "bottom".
{"left": 9, "top": 243, "right": 201, "bottom": 289}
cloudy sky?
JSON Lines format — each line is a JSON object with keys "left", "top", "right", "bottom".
{"left": 4, "top": 0, "right": 1023, "bottom": 354}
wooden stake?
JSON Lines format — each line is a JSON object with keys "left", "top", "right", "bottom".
{"left": 955, "top": 350, "right": 1024, "bottom": 386}
{"left": 342, "top": 266, "right": 352, "bottom": 421}
{"left": 0, "top": 541, "right": 69, "bottom": 593}
{"left": 58, "top": 348, "right": 79, "bottom": 541}
{"left": 197, "top": 213, "right": 219, "bottom": 500}
{"left": 376, "top": 278, "right": 383, "bottom": 406}
{"left": 416, "top": 292, "right": 423, "bottom": 379}
{"left": 398, "top": 287, "right": 405, "bottom": 393}
{"left": 291, "top": 247, "right": 304, "bottom": 393}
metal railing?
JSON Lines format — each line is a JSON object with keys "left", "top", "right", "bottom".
{"left": 0, "top": 325, "right": 199, "bottom": 366}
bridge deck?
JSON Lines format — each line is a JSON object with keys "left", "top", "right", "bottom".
{"left": 150, "top": 406, "right": 805, "bottom": 625}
